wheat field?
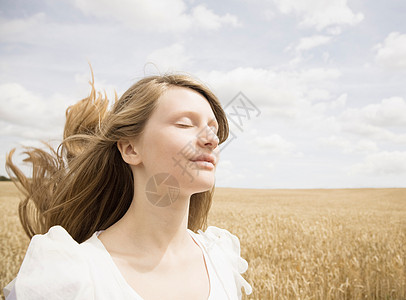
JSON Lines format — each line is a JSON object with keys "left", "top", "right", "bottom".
{"left": 1, "top": 182, "right": 405, "bottom": 299}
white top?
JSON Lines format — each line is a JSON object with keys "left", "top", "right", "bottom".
{"left": 4, "top": 226, "right": 252, "bottom": 300}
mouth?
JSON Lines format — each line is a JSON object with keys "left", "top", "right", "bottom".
{"left": 190, "top": 153, "right": 216, "bottom": 166}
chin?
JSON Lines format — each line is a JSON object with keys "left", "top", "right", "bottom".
{"left": 193, "top": 184, "right": 215, "bottom": 194}
{"left": 196, "top": 175, "right": 216, "bottom": 191}
{"left": 182, "top": 173, "right": 216, "bottom": 194}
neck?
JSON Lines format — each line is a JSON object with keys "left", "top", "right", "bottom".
{"left": 100, "top": 175, "right": 194, "bottom": 256}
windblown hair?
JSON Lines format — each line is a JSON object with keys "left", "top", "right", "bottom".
{"left": 6, "top": 71, "right": 229, "bottom": 243}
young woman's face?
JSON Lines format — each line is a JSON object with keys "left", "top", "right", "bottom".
{"left": 135, "top": 86, "right": 220, "bottom": 196}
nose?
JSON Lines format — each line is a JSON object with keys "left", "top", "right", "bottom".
{"left": 197, "top": 126, "right": 219, "bottom": 150}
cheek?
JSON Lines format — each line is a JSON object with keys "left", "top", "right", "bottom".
{"left": 147, "top": 128, "right": 194, "bottom": 160}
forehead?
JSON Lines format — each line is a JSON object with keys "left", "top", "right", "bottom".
{"left": 155, "top": 86, "right": 216, "bottom": 119}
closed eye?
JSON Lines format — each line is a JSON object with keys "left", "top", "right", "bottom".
{"left": 176, "top": 124, "right": 193, "bottom": 128}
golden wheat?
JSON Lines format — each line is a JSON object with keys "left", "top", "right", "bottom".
{"left": 1, "top": 183, "right": 405, "bottom": 299}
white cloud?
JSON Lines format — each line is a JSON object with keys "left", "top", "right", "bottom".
{"left": 262, "top": 9, "right": 276, "bottom": 20}
{"left": 200, "top": 67, "right": 341, "bottom": 114}
{"left": 0, "top": 123, "right": 60, "bottom": 140}
{"left": 0, "top": 12, "right": 120, "bottom": 50}
{"left": 287, "top": 35, "right": 333, "bottom": 65}
{"left": 344, "top": 123, "right": 406, "bottom": 143}
{"left": 374, "top": 32, "right": 406, "bottom": 70}
{"left": 0, "top": 83, "right": 45, "bottom": 127}
{"left": 0, "top": 83, "right": 71, "bottom": 140}
{"left": 267, "top": 161, "right": 275, "bottom": 170}
{"left": 307, "top": 89, "right": 331, "bottom": 102}
{"left": 0, "top": 13, "right": 46, "bottom": 43}
{"left": 273, "top": 0, "right": 364, "bottom": 31}
{"left": 73, "top": 0, "right": 240, "bottom": 32}
{"left": 295, "top": 35, "right": 332, "bottom": 52}
{"left": 326, "top": 26, "right": 342, "bottom": 35}
{"left": 362, "top": 97, "right": 406, "bottom": 127}
{"left": 74, "top": 0, "right": 189, "bottom": 32}
{"left": 146, "top": 44, "right": 191, "bottom": 72}
{"left": 332, "top": 96, "right": 406, "bottom": 145}
{"left": 251, "top": 134, "right": 295, "bottom": 155}
{"left": 288, "top": 55, "right": 303, "bottom": 66}
{"left": 330, "top": 93, "right": 347, "bottom": 109}
{"left": 302, "top": 68, "right": 341, "bottom": 81}
{"left": 322, "top": 52, "right": 330, "bottom": 62}
{"left": 313, "top": 93, "right": 347, "bottom": 112}
{"left": 319, "top": 136, "right": 378, "bottom": 154}
{"left": 341, "top": 97, "right": 406, "bottom": 128}
{"left": 215, "top": 159, "right": 246, "bottom": 187}
{"left": 191, "top": 5, "right": 241, "bottom": 30}
{"left": 217, "top": 159, "right": 233, "bottom": 169}
{"left": 349, "top": 151, "right": 406, "bottom": 175}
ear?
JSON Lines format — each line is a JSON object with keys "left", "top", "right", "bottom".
{"left": 117, "top": 139, "right": 142, "bottom": 166}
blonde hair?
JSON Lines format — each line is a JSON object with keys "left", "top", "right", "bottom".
{"left": 6, "top": 72, "right": 229, "bottom": 243}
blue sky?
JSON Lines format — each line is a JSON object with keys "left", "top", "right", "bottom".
{"left": 1, "top": 0, "right": 405, "bottom": 188}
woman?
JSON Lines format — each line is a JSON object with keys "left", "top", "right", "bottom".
{"left": 4, "top": 71, "right": 252, "bottom": 299}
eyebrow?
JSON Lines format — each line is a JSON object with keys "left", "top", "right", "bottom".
{"left": 171, "top": 110, "right": 219, "bottom": 128}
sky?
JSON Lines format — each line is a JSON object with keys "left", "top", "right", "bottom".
{"left": 0, "top": 0, "right": 405, "bottom": 189}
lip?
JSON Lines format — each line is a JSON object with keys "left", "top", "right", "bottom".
{"left": 190, "top": 153, "right": 216, "bottom": 166}
{"left": 191, "top": 160, "right": 215, "bottom": 170}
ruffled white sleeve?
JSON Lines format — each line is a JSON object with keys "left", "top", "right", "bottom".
{"left": 197, "top": 226, "right": 253, "bottom": 299}
{"left": 4, "top": 226, "right": 94, "bottom": 300}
